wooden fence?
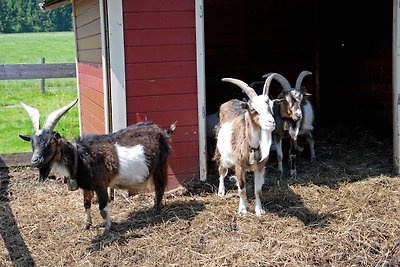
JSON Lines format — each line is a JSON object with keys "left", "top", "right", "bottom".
{"left": 0, "top": 60, "right": 76, "bottom": 93}
{"left": 0, "top": 60, "right": 76, "bottom": 167}
{"left": 0, "top": 63, "right": 76, "bottom": 80}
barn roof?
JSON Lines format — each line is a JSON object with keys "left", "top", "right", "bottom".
{"left": 39, "top": 0, "right": 70, "bottom": 11}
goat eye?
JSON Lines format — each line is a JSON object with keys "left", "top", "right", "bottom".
{"left": 252, "top": 109, "right": 259, "bottom": 115}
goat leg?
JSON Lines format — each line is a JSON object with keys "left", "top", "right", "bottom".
{"left": 275, "top": 139, "right": 284, "bottom": 176}
{"left": 306, "top": 131, "right": 316, "bottom": 162}
{"left": 218, "top": 165, "right": 228, "bottom": 197}
{"left": 83, "top": 190, "right": 94, "bottom": 229}
{"left": 96, "top": 188, "right": 111, "bottom": 230}
{"left": 153, "top": 163, "right": 168, "bottom": 214}
{"left": 235, "top": 166, "right": 248, "bottom": 215}
{"left": 289, "top": 139, "right": 298, "bottom": 178}
{"left": 254, "top": 168, "right": 265, "bottom": 216}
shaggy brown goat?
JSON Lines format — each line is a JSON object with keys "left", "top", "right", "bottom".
{"left": 19, "top": 100, "right": 176, "bottom": 230}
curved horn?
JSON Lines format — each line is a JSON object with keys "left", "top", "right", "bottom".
{"left": 221, "top": 78, "right": 258, "bottom": 100}
{"left": 21, "top": 103, "right": 41, "bottom": 133}
{"left": 43, "top": 99, "right": 78, "bottom": 131}
{"left": 295, "top": 70, "right": 312, "bottom": 90}
{"left": 262, "top": 73, "right": 291, "bottom": 92}
{"left": 261, "top": 72, "right": 274, "bottom": 79}
{"left": 262, "top": 73, "right": 279, "bottom": 95}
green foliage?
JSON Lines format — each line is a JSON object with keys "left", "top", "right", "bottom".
{"left": 0, "top": 32, "right": 78, "bottom": 153}
{"left": 0, "top": 0, "right": 72, "bottom": 33}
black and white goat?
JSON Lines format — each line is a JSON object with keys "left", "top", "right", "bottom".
{"left": 213, "top": 75, "right": 278, "bottom": 216}
{"left": 263, "top": 71, "right": 316, "bottom": 178}
{"left": 19, "top": 100, "right": 176, "bottom": 230}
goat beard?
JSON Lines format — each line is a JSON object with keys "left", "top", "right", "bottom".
{"left": 259, "top": 129, "right": 272, "bottom": 162}
{"left": 287, "top": 121, "right": 301, "bottom": 140}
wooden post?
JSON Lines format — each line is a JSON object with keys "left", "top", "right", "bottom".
{"left": 196, "top": 0, "right": 207, "bottom": 181}
{"left": 40, "top": 57, "right": 45, "bottom": 93}
{"left": 393, "top": 0, "right": 400, "bottom": 174}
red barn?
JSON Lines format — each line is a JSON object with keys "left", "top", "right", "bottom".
{"left": 41, "top": 0, "right": 400, "bottom": 182}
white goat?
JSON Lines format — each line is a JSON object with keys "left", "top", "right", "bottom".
{"left": 213, "top": 75, "right": 279, "bottom": 216}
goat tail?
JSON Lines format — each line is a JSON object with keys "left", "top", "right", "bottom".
{"left": 166, "top": 121, "right": 177, "bottom": 137}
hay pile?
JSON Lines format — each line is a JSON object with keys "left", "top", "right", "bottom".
{"left": 1, "top": 125, "right": 399, "bottom": 266}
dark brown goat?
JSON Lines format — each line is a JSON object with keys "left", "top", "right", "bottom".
{"left": 262, "top": 71, "right": 315, "bottom": 177}
{"left": 19, "top": 100, "right": 176, "bottom": 230}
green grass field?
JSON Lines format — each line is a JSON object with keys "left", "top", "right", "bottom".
{"left": 0, "top": 32, "right": 79, "bottom": 154}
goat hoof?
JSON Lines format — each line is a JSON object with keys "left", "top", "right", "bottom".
{"left": 217, "top": 190, "right": 225, "bottom": 197}
{"left": 104, "top": 221, "right": 112, "bottom": 231}
{"left": 238, "top": 208, "right": 247, "bottom": 216}
{"left": 311, "top": 156, "right": 316, "bottom": 162}
{"left": 290, "top": 170, "right": 297, "bottom": 178}
{"left": 66, "top": 178, "right": 79, "bottom": 191}
{"left": 255, "top": 208, "right": 265, "bottom": 216}
{"left": 85, "top": 223, "right": 92, "bottom": 230}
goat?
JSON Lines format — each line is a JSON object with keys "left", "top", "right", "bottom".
{"left": 213, "top": 75, "right": 278, "bottom": 216}
{"left": 262, "top": 71, "right": 316, "bottom": 178}
{"left": 19, "top": 100, "right": 176, "bottom": 230}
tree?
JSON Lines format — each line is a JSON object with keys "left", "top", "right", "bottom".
{"left": 0, "top": 0, "right": 72, "bottom": 33}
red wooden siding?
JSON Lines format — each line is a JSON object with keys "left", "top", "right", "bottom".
{"left": 123, "top": 0, "right": 199, "bottom": 186}
{"left": 73, "top": 0, "right": 105, "bottom": 134}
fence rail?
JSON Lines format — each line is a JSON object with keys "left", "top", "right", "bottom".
{"left": 0, "top": 62, "right": 76, "bottom": 80}
{"left": 0, "top": 153, "right": 32, "bottom": 168}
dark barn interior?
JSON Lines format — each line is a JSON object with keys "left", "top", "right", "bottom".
{"left": 204, "top": 0, "right": 393, "bottom": 135}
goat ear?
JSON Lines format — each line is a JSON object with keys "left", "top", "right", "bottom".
{"left": 303, "top": 92, "right": 312, "bottom": 99}
{"left": 273, "top": 98, "right": 285, "bottom": 104}
{"left": 53, "top": 132, "right": 61, "bottom": 139}
{"left": 19, "top": 135, "right": 31, "bottom": 142}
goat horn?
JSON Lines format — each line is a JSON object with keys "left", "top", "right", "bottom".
{"left": 295, "top": 71, "right": 312, "bottom": 90}
{"left": 261, "top": 72, "right": 274, "bottom": 79}
{"left": 21, "top": 103, "right": 41, "bottom": 133}
{"left": 262, "top": 73, "right": 282, "bottom": 95}
{"left": 43, "top": 99, "right": 78, "bottom": 131}
{"left": 221, "top": 78, "right": 258, "bottom": 100}
{"left": 262, "top": 73, "right": 291, "bottom": 92}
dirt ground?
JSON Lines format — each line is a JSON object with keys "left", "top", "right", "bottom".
{"left": 1, "top": 125, "right": 399, "bottom": 267}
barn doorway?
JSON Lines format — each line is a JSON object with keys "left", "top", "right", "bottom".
{"left": 203, "top": 0, "right": 393, "bottom": 173}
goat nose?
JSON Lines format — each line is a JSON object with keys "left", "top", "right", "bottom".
{"left": 31, "top": 157, "right": 42, "bottom": 167}
{"left": 31, "top": 160, "right": 39, "bottom": 167}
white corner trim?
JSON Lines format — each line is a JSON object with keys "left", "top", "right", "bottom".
{"left": 196, "top": 0, "right": 207, "bottom": 181}
{"left": 107, "top": 0, "right": 127, "bottom": 132}
{"left": 71, "top": 2, "right": 83, "bottom": 135}
{"left": 393, "top": 0, "right": 400, "bottom": 174}
{"left": 99, "top": 0, "right": 110, "bottom": 134}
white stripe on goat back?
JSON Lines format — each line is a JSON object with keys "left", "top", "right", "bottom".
{"left": 111, "top": 144, "right": 150, "bottom": 189}
{"left": 217, "top": 122, "right": 235, "bottom": 168}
